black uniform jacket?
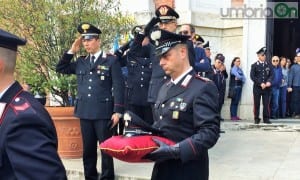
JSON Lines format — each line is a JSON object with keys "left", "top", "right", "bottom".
{"left": 0, "top": 81, "right": 67, "bottom": 180}
{"left": 152, "top": 70, "right": 220, "bottom": 180}
{"left": 250, "top": 60, "right": 274, "bottom": 87}
{"left": 56, "top": 52, "right": 125, "bottom": 119}
{"left": 147, "top": 44, "right": 170, "bottom": 104}
{"left": 119, "top": 37, "right": 153, "bottom": 106}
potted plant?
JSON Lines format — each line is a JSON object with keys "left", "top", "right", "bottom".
{"left": 0, "top": 0, "right": 134, "bottom": 158}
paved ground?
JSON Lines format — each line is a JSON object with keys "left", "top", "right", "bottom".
{"left": 62, "top": 118, "right": 300, "bottom": 180}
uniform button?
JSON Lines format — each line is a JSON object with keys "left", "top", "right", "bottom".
{"left": 105, "top": 98, "right": 109, "bottom": 101}
{"left": 142, "top": 66, "right": 144, "bottom": 68}
{"left": 141, "top": 72, "right": 144, "bottom": 74}
{"left": 161, "top": 104, "right": 165, "bottom": 108}
{"left": 164, "top": 76, "right": 167, "bottom": 79}
{"left": 159, "top": 116, "right": 163, "bottom": 120}
{"left": 90, "top": 72, "right": 93, "bottom": 75}
{"left": 89, "top": 79, "right": 92, "bottom": 82}
{"left": 88, "top": 86, "right": 91, "bottom": 89}
{"left": 88, "top": 94, "right": 91, "bottom": 97}
{"left": 141, "top": 84, "right": 144, "bottom": 87}
{"left": 141, "top": 78, "right": 144, "bottom": 81}
{"left": 15, "top": 98, "right": 20, "bottom": 102}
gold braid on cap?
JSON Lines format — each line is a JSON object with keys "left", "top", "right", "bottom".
{"left": 82, "top": 24, "right": 90, "bottom": 33}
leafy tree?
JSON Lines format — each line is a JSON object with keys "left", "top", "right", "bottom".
{"left": 0, "top": 0, "right": 134, "bottom": 106}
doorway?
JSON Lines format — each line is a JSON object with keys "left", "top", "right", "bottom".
{"left": 267, "top": 0, "right": 300, "bottom": 60}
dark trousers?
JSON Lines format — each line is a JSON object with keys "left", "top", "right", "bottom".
{"left": 291, "top": 86, "right": 300, "bottom": 115}
{"left": 127, "top": 104, "right": 153, "bottom": 125}
{"left": 271, "top": 87, "right": 280, "bottom": 118}
{"left": 80, "top": 119, "right": 114, "bottom": 180}
{"left": 253, "top": 86, "right": 271, "bottom": 121}
{"left": 230, "top": 86, "right": 242, "bottom": 117}
{"left": 279, "top": 86, "right": 287, "bottom": 118}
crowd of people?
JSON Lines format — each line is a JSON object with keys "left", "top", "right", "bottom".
{"left": 2, "top": 3, "right": 300, "bottom": 180}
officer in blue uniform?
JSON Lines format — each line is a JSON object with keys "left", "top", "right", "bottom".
{"left": 0, "top": 29, "right": 66, "bottom": 179}
{"left": 250, "top": 47, "right": 273, "bottom": 124}
{"left": 56, "top": 23, "right": 124, "bottom": 180}
{"left": 115, "top": 26, "right": 154, "bottom": 125}
{"left": 144, "top": 29, "right": 220, "bottom": 180}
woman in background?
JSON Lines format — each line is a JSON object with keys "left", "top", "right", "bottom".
{"left": 229, "top": 57, "right": 246, "bottom": 121}
{"left": 279, "top": 56, "right": 288, "bottom": 118}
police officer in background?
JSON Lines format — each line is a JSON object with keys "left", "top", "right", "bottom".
{"left": 250, "top": 47, "right": 273, "bottom": 124}
{"left": 115, "top": 25, "right": 154, "bottom": 125}
{"left": 56, "top": 23, "right": 124, "bottom": 180}
{"left": 179, "top": 24, "right": 209, "bottom": 75}
{"left": 143, "top": 29, "right": 220, "bottom": 180}
{"left": 0, "top": 29, "right": 66, "bottom": 179}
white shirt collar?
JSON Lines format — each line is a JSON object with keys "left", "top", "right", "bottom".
{"left": 90, "top": 50, "right": 102, "bottom": 62}
{"left": 0, "top": 81, "right": 15, "bottom": 99}
{"left": 171, "top": 67, "right": 193, "bottom": 85}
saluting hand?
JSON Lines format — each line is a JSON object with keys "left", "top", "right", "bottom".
{"left": 70, "top": 37, "right": 82, "bottom": 54}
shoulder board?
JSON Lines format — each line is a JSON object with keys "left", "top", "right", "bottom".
{"left": 195, "top": 74, "right": 211, "bottom": 82}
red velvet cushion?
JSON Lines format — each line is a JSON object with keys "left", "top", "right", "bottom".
{"left": 99, "top": 135, "right": 175, "bottom": 162}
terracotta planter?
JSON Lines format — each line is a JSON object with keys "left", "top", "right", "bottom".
{"left": 46, "top": 106, "right": 83, "bottom": 159}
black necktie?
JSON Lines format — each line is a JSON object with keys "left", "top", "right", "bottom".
{"left": 90, "top": 55, "right": 95, "bottom": 67}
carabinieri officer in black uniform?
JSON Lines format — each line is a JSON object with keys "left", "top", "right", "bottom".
{"left": 115, "top": 26, "right": 154, "bottom": 125}
{"left": 144, "top": 5, "right": 196, "bottom": 107}
{"left": 143, "top": 29, "right": 220, "bottom": 180}
{"left": 0, "top": 29, "right": 66, "bottom": 179}
{"left": 250, "top": 47, "right": 273, "bottom": 124}
{"left": 56, "top": 23, "right": 124, "bottom": 180}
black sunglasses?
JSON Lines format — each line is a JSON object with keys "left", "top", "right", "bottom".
{"left": 179, "top": 30, "right": 189, "bottom": 35}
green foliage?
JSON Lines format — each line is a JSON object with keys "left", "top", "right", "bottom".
{"left": 0, "top": 0, "right": 134, "bottom": 106}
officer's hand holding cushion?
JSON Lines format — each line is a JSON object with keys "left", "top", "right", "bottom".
{"left": 143, "top": 138, "right": 180, "bottom": 163}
